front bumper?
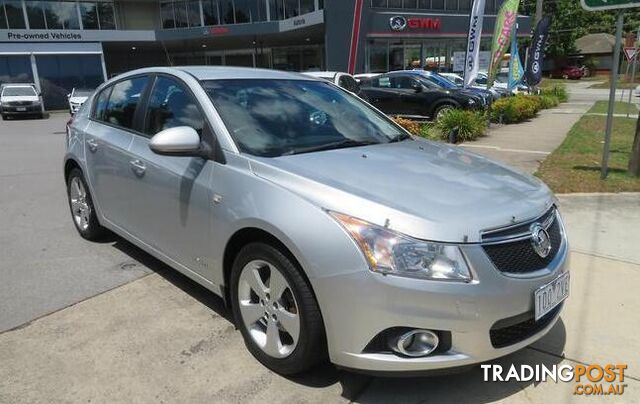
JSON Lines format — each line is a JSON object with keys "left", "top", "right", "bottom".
{"left": 1, "top": 104, "right": 41, "bottom": 114}
{"left": 313, "top": 233, "right": 569, "bottom": 373}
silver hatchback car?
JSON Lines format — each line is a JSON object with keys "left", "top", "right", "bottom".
{"left": 64, "top": 67, "right": 569, "bottom": 375}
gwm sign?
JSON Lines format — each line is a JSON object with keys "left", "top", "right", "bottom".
{"left": 389, "top": 16, "right": 441, "bottom": 31}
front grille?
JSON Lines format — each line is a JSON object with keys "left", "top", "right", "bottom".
{"left": 482, "top": 209, "right": 562, "bottom": 274}
{"left": 7, "top": 101, "right": 33, "bottom": 106}
{"left": 490, "top": 304, "right": 562, "bottom": 348}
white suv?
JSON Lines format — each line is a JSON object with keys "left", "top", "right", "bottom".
{"left": 0, "top": 83, "right": 43, "bottom": 120}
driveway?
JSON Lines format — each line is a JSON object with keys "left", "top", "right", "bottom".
{"left": 0, "top": 114, "right": 638, "bottom": 403}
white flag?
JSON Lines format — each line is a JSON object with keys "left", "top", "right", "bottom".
{"left": 463, "top": 0, "right": 486, "bottom": 88}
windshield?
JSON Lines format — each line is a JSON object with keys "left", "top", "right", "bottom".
{"left": 72, "top": 89, "right": 93, "bottom": 97}
{"left": 203, "top": 79, "right": 404, "bottom": 157}
{"left": 422, "top": 73, "right": 457, "bottom": 89}
{"left": 2, "top": 86, "right": 36, "bottom": 97}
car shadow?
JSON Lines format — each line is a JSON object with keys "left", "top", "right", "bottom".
{"left": 110, "top": 234, "right": 567, "bottom": 403}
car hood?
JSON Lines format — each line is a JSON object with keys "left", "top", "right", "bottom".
{"left": 69, "top": 96, "right": 88, "bottom": 104}
{"left": 249, "top": 139, "right": 554, "bottom": 243}
{"left": 1, "top": 95, "right": 39, "bottom": 102}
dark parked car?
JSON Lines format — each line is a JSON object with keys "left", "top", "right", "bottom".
{"left": 359, "top": 71, "right": 485, "bottom": 120}
{"left": 414, "top": 70, "right": 494, "bottom": 106}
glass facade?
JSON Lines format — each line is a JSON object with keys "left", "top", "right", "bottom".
{"left": 0, "top": 1, "right": 115, "bottom": 30}
{"left": 370, "top": 0, "right": 501, "bottom": 12}
{"left": 162, "top": 0, "right": 321, "bottom": 29}
{"left": 366, "top": 38, "right": 491, "bottom": 73}
{"left": 35, "top": 54, "right": 104, "bottom": 110}
{"left": 0, "top": 55, "right": 33, "bottom": 84}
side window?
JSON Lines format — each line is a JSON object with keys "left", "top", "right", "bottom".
{"left": 390, "top": 76, "right": 415, "bottom": 89}
{"left": 372, "top": 76, "right": 391, "bottom": 88}
{"left": 103, "top": 76, "right": 148, "bottom": 130}
{"left": 93, "top": 87, "right": 110, "bottom": 121}
{"left": 145, "top": 76, "right": 205, "bottom": 136}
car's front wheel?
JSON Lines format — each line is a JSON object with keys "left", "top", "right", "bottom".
{"left": 66, "top": 168, "right": 108, "bottom": 240}
{"left": 230, "top": 242, "right": 327, "bottom": 375}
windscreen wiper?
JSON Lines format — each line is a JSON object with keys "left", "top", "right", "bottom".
{"left": 281, "top": 139, "right": 378, "bottom": 156}
{"left": 387, "top": 133, "right": 413, "bottom": 143}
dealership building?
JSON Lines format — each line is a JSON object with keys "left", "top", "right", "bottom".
{"left": 1, "top": 0, "right": 529, "bottom": 110}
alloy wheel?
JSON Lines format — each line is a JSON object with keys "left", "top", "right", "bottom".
{"left": 237, "top": 259, "right": 300, "bottom": 359}
{"left": 69, "top": 177, "right": 91, "bottom": 231}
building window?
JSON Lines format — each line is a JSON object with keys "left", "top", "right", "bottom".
{"left": 2, "top": 0, "right": 26, "bottom": 28}
{"left": 253, "top": 0, "right": 267, "bottom": 21}
{"left": 35, "top": 54, "right": 105, "bottom": 111}
{"left": 268, "top": 0, "right": 284, "bottom": 20}
{"left": 387, "top": 0, "right": 402, "bottom": 7}
{"left": 300, "top": 0, "right": 314, "bottom": 14}
{"left": 283, "top": 0, "right": 298, "bottom": 18}
{"left": 160, "top": 1, "right": 175, "bottom": 28}
{"left": 174, "top": 1, "right": 188, "bottom": 27}
{"left": 26, "top": 1, "right": 80, "bottom": 30}
{"left": 0, "top": 55, "right": 33, "bottom": 84}
{"left": 78, "top": 2, "right": 115, "bottom": 30}
{"left": 445, "top": 0, "right": 457, "bottom": 10}
{"left": 218, "top": 0, "right": 234, "bottom": 24}
{"left": 0, "top": 3, "right": 6, "bottom": 29}
{"left": 202, "top": 0, "right": 219, "bottom": 25}
{"left": 234, "top": 0, "right": 250, "bottom": 23}
{"left": 188, "top": 0, "right": 201, "bottom": 26}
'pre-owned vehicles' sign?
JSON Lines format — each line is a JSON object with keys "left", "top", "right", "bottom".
{"left": 0, "top": 29, "right": 156, "bottom": 42}
{"left": 6, "top": 32, "right": 82, "bottom": 41}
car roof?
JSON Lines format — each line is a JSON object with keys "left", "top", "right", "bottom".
{"left": 175, "top": 66, "right": 314, "bottom": 81}
{"left": 302, "top": 71, "right": 343, "bottom": 79}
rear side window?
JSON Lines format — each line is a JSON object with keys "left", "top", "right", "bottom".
{"left": 93, "top": 88, "right": 110, "bottom": 121}
{"left": 145, "top": 76, "right": 204, "bottom": 136}
{"left": 102, "top": 76, "right": 148, "bottom": 130}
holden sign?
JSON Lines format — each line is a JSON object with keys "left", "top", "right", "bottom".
{"left": 389, "top": 16, "right": 407, "bottom": 31}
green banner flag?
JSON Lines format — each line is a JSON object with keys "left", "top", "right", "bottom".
{"left": 487, "top": 0, "right": 520, "bottom": 88}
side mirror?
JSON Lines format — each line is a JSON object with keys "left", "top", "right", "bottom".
{"left": 67, "top": 93, "right": 71, "bottom": 99}
{"left": 412, "top": 83, "right": 423, "bottom": 93}
{"left": 149, "top": 126, "right": 201, "bottom": 156}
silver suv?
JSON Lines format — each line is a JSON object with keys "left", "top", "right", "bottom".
{"left": 64, "top": 67, "right": 569, "bottom": 375}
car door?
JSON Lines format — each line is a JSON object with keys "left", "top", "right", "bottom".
{"left": 126, "top": 75, "right": 214, "bottom": 279}
{"left": 388, "top": 75, "right": 426, "bottom": 117}
{"left": 83, "top": 76, "right": 150, "bottom": 230}
{"left": 359, "top": 76, "right": 400, "bottom": 114}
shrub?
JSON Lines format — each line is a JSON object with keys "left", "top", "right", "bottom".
{"left": 490, "top": 97, "right": 520, "bottom": 123}
{"left": 392, "top": 116, "right": 422, "bottom": 135}
{"left": 540, "top": 84, "right": 568, "bottom": 102}
{"left": 433, "top": 109, "right": 487, "bottom": 142}
{"left": 491, "top": 95, "right": 545, "bottom": 123}
{"left": 539, "top": 95, "right": 560, "bottom": 109}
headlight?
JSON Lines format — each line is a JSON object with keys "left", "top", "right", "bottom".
{"left": 329, "top": 212, "right": 471, "bottom": 281}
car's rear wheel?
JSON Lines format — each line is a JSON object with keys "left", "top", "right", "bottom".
{"left": 1, "top": 114, "right": 7, "bottom": 120}
{"left": 66, "top": 168, "right": 108, "bottom": 241}
{"left": 230, "top": 242, "right": 327, "bottom": 375}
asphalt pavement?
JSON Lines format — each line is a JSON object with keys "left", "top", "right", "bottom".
{"left": 0, "top": 114, "right": 151, "bottom": 332}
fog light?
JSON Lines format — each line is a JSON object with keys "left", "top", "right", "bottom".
{"left": 392, "top": 329, "right": 439, "bottom": 357}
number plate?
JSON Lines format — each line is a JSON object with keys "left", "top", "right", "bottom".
{"left": 534, "top": 272, "right": 570, "bottom": 321}
{"left": 16, "top": 107, "right": 26, "bottom": 111}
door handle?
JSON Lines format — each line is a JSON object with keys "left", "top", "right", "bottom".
{"left": 86, "top": 138, "right": 98, "bottom": 152}
{"left": 129, "top": 159, "right": 146, "bottom": 176}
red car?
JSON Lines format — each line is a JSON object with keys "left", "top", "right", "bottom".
{"left": 551, "top": 66, "right": 583, "bottom": 80}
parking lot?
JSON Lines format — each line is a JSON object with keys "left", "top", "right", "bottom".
{"left": 1, "top": 113, "right": 639, "bottom": 403}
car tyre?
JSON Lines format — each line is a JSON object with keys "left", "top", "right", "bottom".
{"left": 1, "top": 114, "right": 7, "bottom": 120}
{"left": 434, "top": 104, "right": 454, "bottom": 121}
{"left": 230, "top": 242, "right": 327, "bottom": 375}
{"left": 66, "top": 168, "right": 108, "bottom": 241}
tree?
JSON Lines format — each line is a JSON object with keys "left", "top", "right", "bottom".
{"left": 519, "top": 0, "right": 640, "bottom": 59}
